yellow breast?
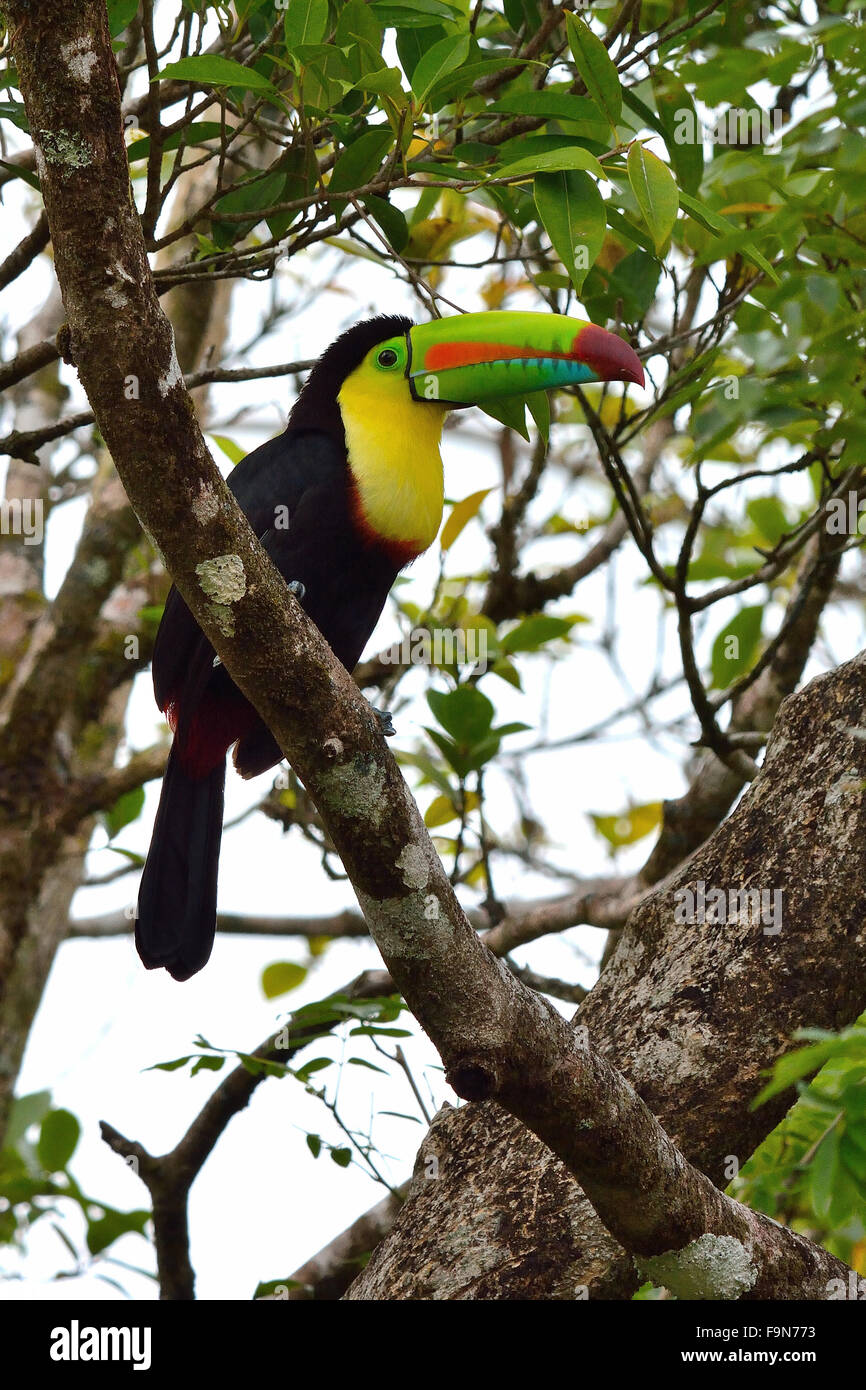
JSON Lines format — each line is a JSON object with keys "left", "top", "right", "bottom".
{"left": 338, "top": 371, "right": 446, "bottom": 554}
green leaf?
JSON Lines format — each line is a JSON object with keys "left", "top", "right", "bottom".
{"left": 591, "top": 801, "right": 662, "bottom": 849}
{"left": 190, "top": 1054, "right": 226, "bottom": 1076}
{"left": 498, "top": 145, "right": 605, "bottom": 183}
{"left": 431, "top": 56, "right": 537, "bottom": 103}
{"left": 480, "top": 396, "right": 529, "bottom": 440}
{"left": 294, "top": 1057, "right": 333, "bottom": 1082}
{"left": 605, "top": 204, "right": 654, "bottom": 254}
{"left": 565, "top": 12, "right": 622, "bottom": 129}
{"left": 710, "top": 605, "right": 763, "bottom": 689}
{"left": 397, "top": 25, "right": 444, "bottom": 81}
{"left": 604, "top": 249, "right": 661, "bottom": 322}
{"left": 108, "top": 0, "right": 139, "bottom": 37}
{"left": 440, "top": 488, "right": 493, "bottom": 551}
{"left": 501, "top": 614, "right": 582, "bottom": 653}
{"left": 126, "top": 123, "right": 226, "bottom": 165}
{"left": 621, "top": 86, "right": 665, "bottom": 139}
{"left": 156, "top": 56, "right": 277, "bottom": 95}
{"left": 350, "top": 66, "right": 406, "bottom": 103}
{"left": 535, "top": 168, "right": 606, "bottom": 292}
{"left": 489, "top": 92, "right": 609, "bottom": 124}
{"left": 627, "top": 144, "right": 678, "bottom": 253}
{"left": 330, "top": 1146, "right": 353, "bottom": 1167}
{"left": 428, "top": 686, "right": 494, "bottom": 745}
{"left": 223, "top": 166, "right": 289, "bottom": 215}
{"left": 212, "top": 170, "right": 287, "bottom": 246}
{"left": 38, "top": 1110, "right": 80, "bottom": 1172}
{"left": 489, "top": 658, "right": 522, "bottom": 689}
{"left": 678, "top": 192, "right": 779, "bottom": 283}
{"left": 362, "top": 195, "right": 409, "bottom": 252}
{"left": 331, "top": 128, "right": 394, "bottom": 196}
{"left": 371, "top": 0, "right": 457, "bottom": 27}
{"left": 809, "top": 1123, "right": 842, "bottom": 1222}
{"left": 210, "top": 434, "right": 246, "bottom": 466}
{"left": 840, "top": 1131, "right": 866, "bottom": 1182}
{"left": 336, "top": 0, "right": 384, "bottom": 52}
{"left": 527, "top": 391, "right": 550, "bottom": 444}
{"left": 284, "top": 0, "right": 330, "bottom": 48}
{"left": 237, "top": 1053, "right": 289, "bottom": 1079}
{"left": 146, "top": 1055, "right": 193, "bottom": 1073}
{"left": 254, "top": 1276, "right": 306, "bottom": 1297}
{"left": 348, "top": 1026, "right": 412, "bottom": 1038}
{"left": 424, "top": 793, "right": 459, "bottom": 828}
{"left": 347, "top": 1057, "right": 389, "bottom": 1074}
{"left": 651, "top": 72, "right": 703, "bottom": 195}
{"left": 754, "top": 1041, "right": 840, "bottom": 1106}
{"left": 0, "top": 155, "right": 40, "bottom": 191}
{"left": 6, "top": 1090, "right": 52, "bottom": 1148}
{"left": 86, "top": 1207, "right": 149, "bottom": 1257}
{"left": 306, "top": 1133, "right": 322, "bottom": 1157}
{"left": 410, "top": 32, "right": 470, "bottom": 106}
{"left": 747, "top": 497, "right": 789, "bottom": 546}
{"left": 261, "top": 961, "right": 309, "bottom": 999}
{"left": 103, "top": 785, "right": 145, "bottom": 840}
{"left": 0, "top": 102, "right": 29, "bottom": 132}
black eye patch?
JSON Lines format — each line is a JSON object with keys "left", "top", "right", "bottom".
{"left": 377, "top": 348, "right": 399, "bottom": 367}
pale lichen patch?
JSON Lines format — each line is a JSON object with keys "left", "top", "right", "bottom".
{"left": 86, "top": 557, "right": 110, "bottom": 587}
{"left": 37, "top": 129, "right": 92, "bottom": 170}
{"left": 191, "top": 482, "right": 220, "bottom": 525}
{"left": 109, "top": 260, "right": 135, "bottom": 285}
{"left": 321, "top": 756, "right": 387, "bottom": 825}
{"left": 157, "top": 338, "right": 183, "bottom": 396}
{"left": 61, "top": 38, "right": 99, "bottom": 83}
{"left": 823, "top": 769, "right": 863, "bottom": 810}
{"left": 195, "top": 554, "right": 246, "bottom": 604}
{"left": 396, "top": 843, "right": 429, "bottom": 891}
{"left": 635, "top": 1233, "right": 758, "bottom": 1301}
{"left": 357, "top": 887, "right": 435, "bottom": 959}
{"left": 0, "top": 551, "right": 40, "bottom": 597}
{"left": 205, "top": 601, "right": 235, "bottom": 638}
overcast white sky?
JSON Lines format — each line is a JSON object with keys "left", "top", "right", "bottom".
{"left": 2, "top": 1, "right": 861, "bottom": 1300}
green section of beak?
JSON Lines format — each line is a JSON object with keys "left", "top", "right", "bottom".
{"left": 407, "top": 311, "right": 644, "bottom": 405}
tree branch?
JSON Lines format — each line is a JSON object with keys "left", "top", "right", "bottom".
{"left": 12, "top": 0, "right": 857, "bottom": 1303}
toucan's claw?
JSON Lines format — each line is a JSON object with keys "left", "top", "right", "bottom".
{"left": 287, "top": 580, "right": 306, "bottom": 600}
{"left": 372, "top": 705, "right": 396, "bottom": 737}
{"left": 212, "top": 654, "right": 221, "bottom": 668}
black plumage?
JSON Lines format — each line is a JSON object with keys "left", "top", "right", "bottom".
{"left": 136, "top": 316, "right": 412, "bottom": 980}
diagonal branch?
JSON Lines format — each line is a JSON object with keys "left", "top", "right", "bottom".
{"left": 11, "top": 0, "right": 857, "bottom": 1303}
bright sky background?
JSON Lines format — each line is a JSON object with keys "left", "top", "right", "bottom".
{"left": 2, "top": 0, "right": 862, "bottom": 1301}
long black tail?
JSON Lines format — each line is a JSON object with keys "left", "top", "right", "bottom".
{"left": 136, "top": 745, "right": 226, "bottom": 981}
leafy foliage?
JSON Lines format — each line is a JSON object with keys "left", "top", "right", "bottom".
{"left": 3, "top": 0, "right": 866, "bottom": 1292}
{"left": 0, "top": 1093, "right": 150, "bottom": 1286}
{"left": 733, "top": 1019, "right": 866, "bottom": 1274}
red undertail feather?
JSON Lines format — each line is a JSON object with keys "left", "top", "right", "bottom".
{"left": 162, "top": 689, "right": 258, "bottom": 779}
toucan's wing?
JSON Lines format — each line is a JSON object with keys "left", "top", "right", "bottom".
{"left": 152, "top": 429, "right": 346, "bottom": 715}
{"left": 231, "top": 481, "right": 398, "bottom": 779}
{"left": 225, "top": 427, "right": 343, "bottom": 531}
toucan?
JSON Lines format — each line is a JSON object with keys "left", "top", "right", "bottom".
{"left": 136, "top": 311, "right": 644, "bottom": 980}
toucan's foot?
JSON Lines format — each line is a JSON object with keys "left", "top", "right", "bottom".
{"left": 212, "top": 654, "right": 221, "bottom": 668}
{"left": 287, "top": 580, "right": 306, "bottom": 600}
{"left": 372, "top": 705, "right": 396, "bottom": 737}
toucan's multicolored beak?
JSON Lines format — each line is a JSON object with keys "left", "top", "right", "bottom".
{"left": 406, "top": 311, "right": 644, "bottom": 405}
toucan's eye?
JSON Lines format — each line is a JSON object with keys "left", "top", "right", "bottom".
{"left": 377, "top": 348, "right": 399, "bottom": 368}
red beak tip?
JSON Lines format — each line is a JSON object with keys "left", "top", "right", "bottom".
{"left": 573, "top": 324, "right": 644, "bottom": 388}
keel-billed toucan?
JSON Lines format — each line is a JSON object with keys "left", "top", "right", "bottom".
{"left": 136, "top": 311, "right": 643, "bottom": 980}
